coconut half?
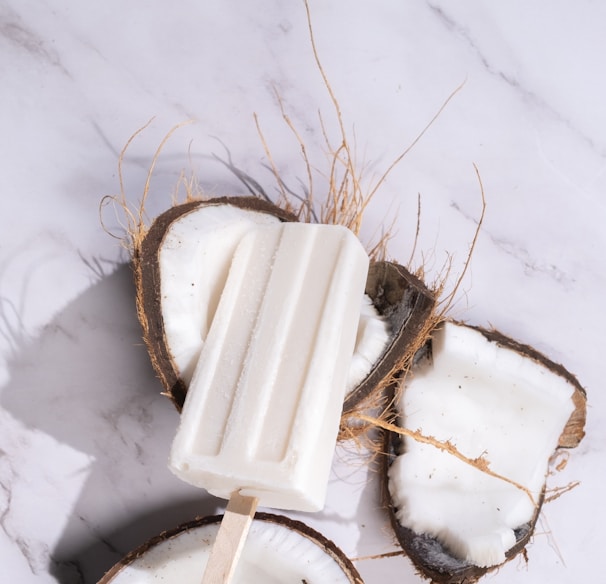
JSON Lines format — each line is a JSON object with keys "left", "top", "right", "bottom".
{"left": 135, "top": 196, "right": 297, "bottom": 409}
{"left": 384, "top": 321, "right": 587, "bottom": 583}
{"left": 134, "top": 196, "right": 429, "bottom": 420}
{"left": 98, "top": 513, "right": 363, "bottom": 584}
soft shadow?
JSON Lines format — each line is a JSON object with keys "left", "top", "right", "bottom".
{"left": 1, "top": 263, "right": 221, "bottom": 583}
{"left": 349, "top": 450, "right": 416, "bottom": 582}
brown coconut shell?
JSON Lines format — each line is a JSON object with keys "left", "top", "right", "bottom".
{"left": 343, "top": 261, "right": 435, "bottom": 414}
{"left": 382, "top": 321, "right": 587, "bottom": 584}
{"left": 98, "top": 512, "right": 364, "bottom": 584}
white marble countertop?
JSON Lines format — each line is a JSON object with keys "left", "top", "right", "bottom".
{"left": 1, "top": 2, "right": 603, "bottom": 583}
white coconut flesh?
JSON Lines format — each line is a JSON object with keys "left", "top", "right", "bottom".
{"left": 159, "top": 204, "right": 281, "bottom": 384}
{"left": 158, "top": 202, "right": 391, "bottom": 392}
{"left": 105, "top": 518, "right": 356, "bottom": 583}
{"left": 388, "top": 321, "right": 576, "bottom": 568}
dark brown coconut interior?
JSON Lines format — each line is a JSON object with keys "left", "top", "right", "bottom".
{"left": 382, "top": 322, "right": 587, "bottom": 584}
{"left": 343, "top": 261, "right": 435, "bottom": 413}
{"left": 97, "top": 512, "right": 364, "bottom": 584}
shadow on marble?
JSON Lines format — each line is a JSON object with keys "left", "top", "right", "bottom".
{"left": 348, "top": 455, "right": 417, "bottom": 582}
{"left": 52, "top": 497, "right": 222, "bottom": 584}
{"left": 1, "top": 262, "right": 221, "bottom": 583}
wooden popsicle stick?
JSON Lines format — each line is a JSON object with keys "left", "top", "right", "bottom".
{"left": 201, "top": 492, "right": 258, "bottom": 584}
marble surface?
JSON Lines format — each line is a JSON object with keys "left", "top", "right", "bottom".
{"left": 1, "top": 1, "right": 603, "bottom": 582}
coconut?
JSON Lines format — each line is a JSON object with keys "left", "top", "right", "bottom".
{"left": 383, "top": 320, "right": 587, "bottom": 584}
{"left": 98, "top": 513, "right": 363, "bottom": 584}
{"left": 134, "top": 196, "right": 298, "bottom": 409}
{"left": 133, "top": 195, "right": 432, "bottom": 426}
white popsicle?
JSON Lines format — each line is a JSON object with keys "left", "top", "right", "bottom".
{"left": 169, "top": 221, "right": 369, "bottom": 512}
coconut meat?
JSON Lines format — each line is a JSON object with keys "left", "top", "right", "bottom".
{"left": 108, "top": 519, "right": 355, "bottom": 583}
{"left": 159, "top": 204, "right": 280, "bottom": 383}
{"left": 388, "top": 322, "right": 576, "bottom": 568}
{"left": 158, "top": 201, "right": 391, "bottom": 392}
{"left": 347, "top": 294, "right": 391, "bottom": 391}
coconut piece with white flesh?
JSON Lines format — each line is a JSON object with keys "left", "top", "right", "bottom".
{"left": 158, "top": 202, "right": 283, "bottom": 386}
{"left": 169, "top": 221, "right": 370, "bottom": 582}
{"left": 98, "top": 513, "right": 364, "bottom": 584}
{"left": 387, "top": 321, "right": 586, "bottom": 582}
{"left": 136, "top": 197, "right": 296, "bottom": 409}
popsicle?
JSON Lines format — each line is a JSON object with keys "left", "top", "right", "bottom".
{"left": 169, "top": 221, "right": 369, "bottom": 582}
